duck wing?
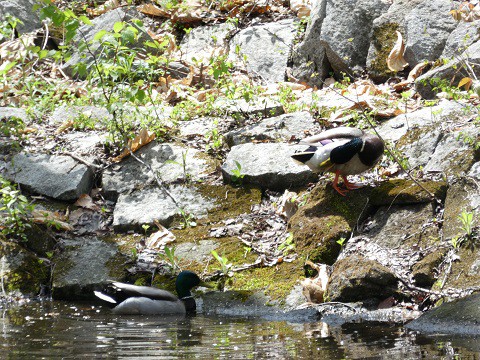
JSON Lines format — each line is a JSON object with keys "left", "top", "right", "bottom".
{"left": 300, "top": 127, "right": 363, "bottom": 146}
{"left": 111, "top": 282, "right": 179, "bottom": 302}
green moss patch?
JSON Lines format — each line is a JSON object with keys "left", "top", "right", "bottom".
{"left": 288, "top": 183, "right": 373, "bottom": 264}
{"left": 370, "top": 179, "right": 447, "bottom": 205}
{"left": 367, "top": 23, "right": 400, "bottom": 80}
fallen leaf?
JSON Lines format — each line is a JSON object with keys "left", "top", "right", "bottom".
{"left": 19, "top": 127, "right": 38, "bottom": 134}
{"left": 31, "top": 209, "right": 74, "bottom": 231}
{"left": 146, "top": 224, "right": 176, "bottom": 250}
{"left": 290, "top": 0, "right": 311, "bottom": 18}
{"left": 111, "top": 128, "right": 156, "bottom": 162}
{"left": 137, "top": 3, "right": 170, "bottom": 17}
{"left": 86, "top": 0, "right": 121, "bottom": 16}
{"left": 393, "top": 61, "right": 431, "bottom": 91}
{"left": 458, "top": 77, "right": 473, "bottom": 90}
{"left": 274, "top": 190, "right": 299, "bottom": 220}
{"left": 387, "top": 31, "right": 408, "bottom": 72}
{"left": 55, "top": 119, "right": 74, "bottom": 134}
{"left": 75, "top": 194, "right": 100, "bottom": 211}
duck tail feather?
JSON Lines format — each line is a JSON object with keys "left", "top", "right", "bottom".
{"left": 94, "top": 291, "right": 117, "bottom": 304}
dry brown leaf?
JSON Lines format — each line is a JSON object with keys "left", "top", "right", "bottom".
{"left": 31, "top": 209, "right": 74, "bottom": 231}
{"left": 393, "top": 61, "right": 431, "bottom": 91}
{"left": 137, "top": 3, "right": 170, "bottom": 17}
{"left": 0, "top": 33, "right": 36, "bottom": 63}
{"left": 274, "top": 190, "right": 299, "bottom": 220}
{"left": 86, "top": 0, "right": 121, "bottom": 16}
{"left": 193, "top": 88, "right": 218, "bottom": 102}
{"left": 375, "top": 107, "right": 405, "bottom": 118}
{"left": 171, "top": 0, "right": 214, "bottom": 23}
{"left": 75, "top": 194, "right": 100, "bottom": 211}
{"left": 146, "top": 224, "right": 176, "bottom": 250}
{"left": 458, "top": 77, "right": 473, "bottom": 90}
{"left": 19, "top": 127, "right": 38, "bottom": 134}
{"left": 111, "top": 128, "right": 156, "bottom": 162}
{"left": 302, "top": 260, "right": 330, "bottom": 303}
{"left": 55, "top": 119, "right": 74, "bottom": 134}
{"left": 290, "top": 0, "right": 311, "bottom": 18}
{"left": 387, "top": 31, "right": 408, "bottom": 72}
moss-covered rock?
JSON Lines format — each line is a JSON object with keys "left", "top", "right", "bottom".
{"left": 443, "top": 177, "right": 480, "bottom": 240}
{"left": 412, "top": 250, "right": 446, "bottom": 288}
{"left": 326, "top": 255, "right": 398, "bottom": 302}
{"left": 440, "top": 246, "right": 480, "bottom": 291}
{"left": 52, "top": 236, "right": 129, "bottom": 300}
{"left": 367, "top": 23, "right": 401, "bottom": 81}
{"left": 370, "top": 179, "right": 447, "bottom": 205}
{"left": 288, "top": 182, "right": 374, "bottom": 264}
{"left": 0, "top": 240, "right": 50, "bottom": 295}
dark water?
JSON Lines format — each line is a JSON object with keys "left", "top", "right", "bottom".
{"left": 1, "top": 301, "right": 480, "bottom": 359}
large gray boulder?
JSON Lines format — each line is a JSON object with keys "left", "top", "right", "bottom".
{"left": 225, "top": 111, "right": 321, "bottom": 146}
{"left": 288, "top": 0, "right": 329, "bottom": 86}
{"left": 406, "top": 293, "right": 480, "bottom": 335}
{"left": 221, "top": 142, "right": 317, "bottom": 190}
{"left": 366, "top": 0, "right": 423, "bottom": 80}
{"left": 5, "top": 153, "right": 94, "bottom": 201}
{"left": 180, "top": 22, "right": 236, "bottom": 65}
{"left": 319, "top": 0, "right": 390, "bottom": 75}
{"left": 376, "top": 100, "right": 467, "bottom": 142}
{"left": 0, "top": 0, "right": 41, "bottom": 35}
{"left": 291, "top": 0, "right": 390, "bottom": 85}
{"left": 52, "top": 236, "right": 128, "bottom": 300}
{"left": 112, "top": 185, "right": 216, "bottom": 231}
{"left": 442, "top": 19, "right": 480, "bottom": 59}
{"left": 403, "top": 0, "right": 457, "bottom": 66}
{"left": 229, "top": 19, "right": 298, "bottom": 83}
{"left": 102, "top": 142, "right": 210, "bottom": 200}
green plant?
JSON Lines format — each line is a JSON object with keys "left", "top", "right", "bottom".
{"left": 177, "top": 208, "right": 196, "bottom": 229}
{"left": 142, "top": 224, "right": 150, "bottom": 234}
{"left": 230, "top": 160, "right": 245, "bottom": 186}
{"left": 0, "top": 176, "right": 35, "bottom": 241}
{"left": 457, "top": 132, "right": 480, "bottom": 150}
{"left": 158, "top": 245, "right": 178, "bottom": 274}
{"left": 205, "top": 120, "right": 223, "bottom": 154}
{"left": 458, "top": 210, "right": 474, "bottom": 238}
{"left": 278, "top": 233, "right": 295, "bottom": 255}
{"left": 278, "top": 85, "right": 301, "bottom": 113}
{"left": 211, "top": 250, "right": 232, "bottom": 276}
{"left": 451, "top": 235, "right": 462, "bottom": 249}
{"left": 336, "top": 237, "right": 347, "bottom": 247}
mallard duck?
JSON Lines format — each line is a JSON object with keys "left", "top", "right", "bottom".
{"left": 292, "top": 127, "right": 384, "bottom": 196}
{"left": 94, "top": 271, "right": 208, "bottom": 315}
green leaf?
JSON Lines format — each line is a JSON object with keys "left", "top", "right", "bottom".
{"left": 0, "top": 60, "right": 16, "bottom": 75}
{"left": 93, "top": 29, "right": 108, "bottom": 41}
{"left": 113, "top": 21, "right": 124, "bottom": 33}
{"left": 79, "top": 15, "right": 92, "bottom": 25}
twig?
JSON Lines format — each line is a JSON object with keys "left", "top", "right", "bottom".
{"left": 63, "top": 151, "right": 101, "bottom": 170}
{"left": 1, "top": 256, "right": 6, "bottom": 298}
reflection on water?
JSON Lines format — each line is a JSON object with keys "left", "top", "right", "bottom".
{"left": 1, "top": 301, "right": 480, "bottom": 359}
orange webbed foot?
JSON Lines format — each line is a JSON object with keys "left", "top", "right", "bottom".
{"left": 341, "top": 176, "right": 361, "bottom": 191}
{"left": 332, "top": 171, "right": 348, "bottom": 196}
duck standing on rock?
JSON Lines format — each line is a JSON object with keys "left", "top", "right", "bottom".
{"left": 94, "top": 271, "right": 209, "bottom": 315}
{"left": 291, "top": 127, "right": 385, "bottom": 196}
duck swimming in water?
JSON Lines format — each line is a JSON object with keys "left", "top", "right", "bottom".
{"left": 94, "top": 270, "right": 208, "bottom": 315}
{"left": 291, "top": 127, "right": 384, "bottom": 196}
